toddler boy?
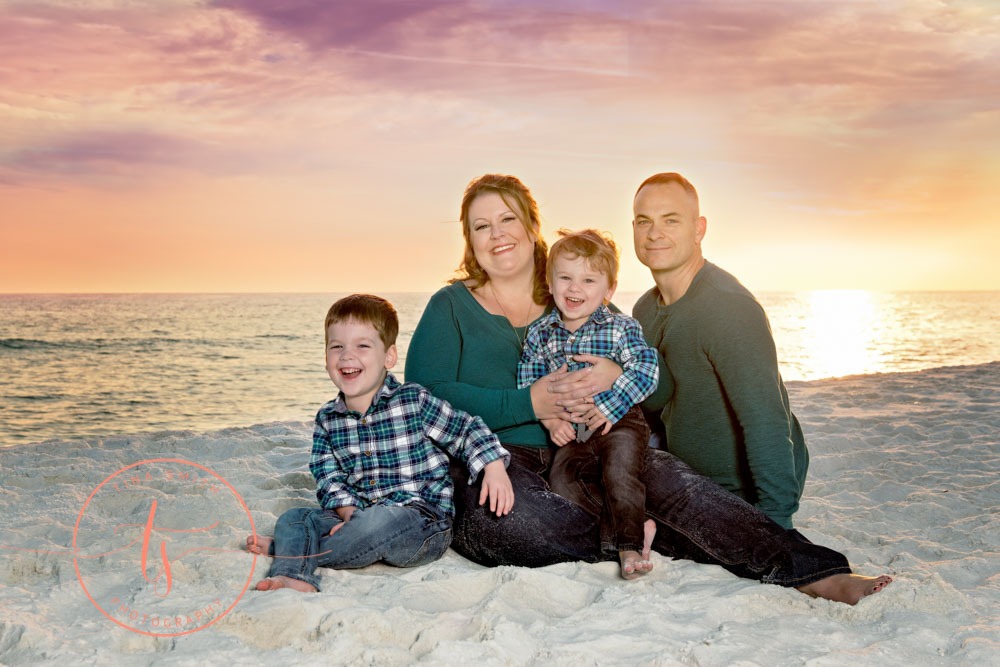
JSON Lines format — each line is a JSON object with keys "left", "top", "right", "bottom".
{"left": 517, "top": 230, "right": 658, "bottom": 579}
{"left": 247, "top": 294, "right": 513, "bottom": 592}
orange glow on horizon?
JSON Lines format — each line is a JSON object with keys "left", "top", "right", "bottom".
{"left": 2, "top": 1, "right": 998, "bottom": 293}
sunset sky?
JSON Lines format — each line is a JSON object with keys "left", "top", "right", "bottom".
{"left": 2, "top": 0, "right": 998, "bottom": 293}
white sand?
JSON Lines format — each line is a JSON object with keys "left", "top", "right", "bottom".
{"left": 2, "top": 363, "right": 998, "bottom": 666}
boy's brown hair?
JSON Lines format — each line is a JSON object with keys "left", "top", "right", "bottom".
{"left": 324, "top": 294, "right": 399, "bottom": 348}
{"left": 547, "top": 229, "right": 620, "bottom": 287}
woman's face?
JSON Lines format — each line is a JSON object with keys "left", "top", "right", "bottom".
{"left": 467, "top": 192, "right": 536, "bottom": 281}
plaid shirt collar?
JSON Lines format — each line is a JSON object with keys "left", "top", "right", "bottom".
{"left": 329, "top": 371, "right": 401, "bottom": 416}
{"left": 541, "top": 302, "right": 615, "bottom": 333}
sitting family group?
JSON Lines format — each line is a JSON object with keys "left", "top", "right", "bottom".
{"left": 245, "top": 172, "right": 893, "bottom": 605}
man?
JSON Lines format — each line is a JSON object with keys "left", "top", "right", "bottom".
{"left": 631, "top": 172, "right": 807, "bottom": 529}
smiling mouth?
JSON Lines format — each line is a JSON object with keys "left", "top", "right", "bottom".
{"left": 491, "top": 244, "right": 515, "bottom": 254}
{"left": 339, "top": 368, "right": 361, "bottom": 377}
{"left": 565, "top": 297, "right": 584, "bottom": 305}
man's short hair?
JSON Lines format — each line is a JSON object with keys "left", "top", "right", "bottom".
{"left": 547, "top": 228, "right": 620, "bottom": 285}
{"left": 634, "top": 172, "right": 700, "bottom": 213}
{"left": 324, "top": 294, "right": 399, "bottom": 348}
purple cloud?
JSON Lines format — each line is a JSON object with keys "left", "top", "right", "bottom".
{"left": 10, "top": 132, "right": 204, "bottom": 174}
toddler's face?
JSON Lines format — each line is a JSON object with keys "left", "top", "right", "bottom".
{"left": 549, "top": 253, "right": 615, "bottom": 331}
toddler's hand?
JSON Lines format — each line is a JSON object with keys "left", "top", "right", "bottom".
{"left": 541, "top": 417, "right": 575, "bottom": 447}
{"left": 582, "top": 406, "right": 613, "bottom": 436}
{"left": 479, "top": 459, "right": 514, "bottom": 516}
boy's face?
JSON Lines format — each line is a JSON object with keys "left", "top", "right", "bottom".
{"left": 549, "top": 253, "right": 616, "bottom": 332}
{"left": 325, "top": 319, "right": 397, "bottom": 413}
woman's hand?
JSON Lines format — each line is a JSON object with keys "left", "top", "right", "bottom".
{"left": 551, "top": 355, "right": 623, "bottom": 416}
{"left": 529, "top": 363, "right": 574, "bottom": 420}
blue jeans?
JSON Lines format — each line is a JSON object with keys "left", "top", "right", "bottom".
{"left": 449, "top": 445, "right": 851, "bottom": 588}
{"left": 266, "top": 502, "right": 452, "bottom": 591}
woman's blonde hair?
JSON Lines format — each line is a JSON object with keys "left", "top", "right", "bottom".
{"left": 450, "top": 174, "right": 550, "bottom": 305}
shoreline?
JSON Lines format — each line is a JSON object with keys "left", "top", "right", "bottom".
{"left": 3, "top": 361, "right": 998, "bottom": 451}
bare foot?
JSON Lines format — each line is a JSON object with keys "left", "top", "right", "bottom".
{"left": 620, "top": 549, "right": 654, "bottom": 580}
{"left": 245, "top": 535, "right": 273, "bottom": 556}
{"left": 641, "top": 519, "right": 656, "bottom": 561}
{"left": 255, "top": 575, "right": 317, "bottom": 593}
{"left": 797, "top": 573, "right": 893, "bottom": 605}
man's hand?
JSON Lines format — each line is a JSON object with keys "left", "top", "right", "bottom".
{"left": 479, "top": 459, "right": 514, "bottom": 516}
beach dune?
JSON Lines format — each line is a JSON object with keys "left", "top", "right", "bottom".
{"left": 1, "top": 363, "right": 998, "bottom": 665}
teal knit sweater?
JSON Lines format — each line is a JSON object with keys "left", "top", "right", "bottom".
{"left": 405, "top": 282, "right": 552, "bottom": 448}
{"left": 633, "top": 261, "right": 808, "bottom": 528}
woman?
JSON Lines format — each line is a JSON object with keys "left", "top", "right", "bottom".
{"left": 405, "top": 174, "right": 890, "bottom": 604}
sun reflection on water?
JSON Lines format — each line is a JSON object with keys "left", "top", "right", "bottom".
{"left": 801, "top": 290, "right": 878, "bottom": 380}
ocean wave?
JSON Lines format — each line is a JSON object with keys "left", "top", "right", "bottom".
{"left": 0, "top": 338, "right": 64, "bottom": 350}
{"left": 0, "top": 336, "right": 229, "bottom": 351}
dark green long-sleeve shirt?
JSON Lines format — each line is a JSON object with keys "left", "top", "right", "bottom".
{"left": 633, "top": 261, "right": 808, "bottom": 528}
{"left": 405, "top": 282, "right": 552, "bottom": 448}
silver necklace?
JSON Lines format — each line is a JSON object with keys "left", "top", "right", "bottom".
{"left": 490, "top": 282, "right": 532, "bottom": 350}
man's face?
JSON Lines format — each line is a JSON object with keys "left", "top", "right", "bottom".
{"left": 632, "top": 182, "right": 706, "bottom": 274}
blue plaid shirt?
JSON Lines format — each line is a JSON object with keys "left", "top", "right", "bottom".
{"left": 310, "top": 372, "right": 509, "bottom": 518}
{"left": 517, "top": 304, "right": 659, "bottom": 424}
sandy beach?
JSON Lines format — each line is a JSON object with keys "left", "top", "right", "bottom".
{"left": 2, "top": 362, "right": 998, "bottom": 666}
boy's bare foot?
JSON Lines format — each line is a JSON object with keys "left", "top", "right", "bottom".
{"left": 797, "top": 573, "right": 893, "bottom": 605}
{"left": 256, "top": 575, "right": 317, "bottom": 593}
{"left": 245, "top": 535, "right": 273, "bottom": 556}
{"left": 620, "top": 549, "right": 654, "bottom": 580}
{"left": 641, "top": 519, "right": 656, "bottom": 561}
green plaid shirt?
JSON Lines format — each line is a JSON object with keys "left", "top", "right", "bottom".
{"left": 310, "top": 372, "right": 509, "bottom": 517}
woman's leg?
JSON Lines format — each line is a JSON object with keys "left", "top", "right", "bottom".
{"left": 448, "top": 445, "right": 609, "bottom": 567}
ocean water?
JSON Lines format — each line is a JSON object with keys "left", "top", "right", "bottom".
{"left": 2, "top": 291, "right": 998, "bottom": 447}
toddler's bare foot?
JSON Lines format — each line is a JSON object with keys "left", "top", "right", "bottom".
{"left": 256, "top": 575, "right": 317, "bottom": 593}
{"left": 245, "top": 535, "right": 273, "bottom": 556}
{"left": 641, "top": 519, "right": 656, "bottom": 561}
{"left": 797, "top": 573, "right": 893, "bottom": 605}
{"left": 620, "top": 549, "right": 654, "bottom": 580}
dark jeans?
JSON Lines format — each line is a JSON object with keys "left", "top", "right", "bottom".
{"left": 549, "top": 406, "right": 650, "bottom": 554}
{"left": 450, "top": 445, "right": 851, "bottom": 587}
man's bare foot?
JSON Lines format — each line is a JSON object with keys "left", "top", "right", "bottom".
{"left": 255, "top": 575, "right": 317, "bottom": 593}
{"left": 245, "top": 535, "right": 273, "bottom": 556}
{"left": 797, "top": 573, "right": 893, "bottom": 605}
{"left": 641, "top": 519, "right": 656, "bottom": 561}
{"left": 620, "top": 549, "right": 654, "bottom": 580}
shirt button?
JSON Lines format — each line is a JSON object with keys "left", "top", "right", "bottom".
{"left": 368, "top": 479, "right": 376, "bottom": 486}
{"left": 365, "top": 451, "right": 372, "bottom": 456}
{"left": 361, "top": 418, "right": 368, "bottom": 425}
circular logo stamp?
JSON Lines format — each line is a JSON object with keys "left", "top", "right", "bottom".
{"left": 72, "top": 459, "right": 256, "bottom": 637}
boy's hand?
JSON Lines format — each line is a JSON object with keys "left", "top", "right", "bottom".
{"left": 541, "top": 417, "right": 575, "bottom": 447}
{"left": 330, "top": 505, "right": 356, "bottom": 536}
{"left": 581, "top": 406, "right": 613, "bottom": 436}
{"left": 479, "top": 459, "right": 514, "bottom": 517}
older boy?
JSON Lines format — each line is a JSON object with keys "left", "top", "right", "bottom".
{"left": 247, "top": 294, "right": 513, "bottom": 592}
{"left": 517, "top": 230, "right": 659, "bottom": 579}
